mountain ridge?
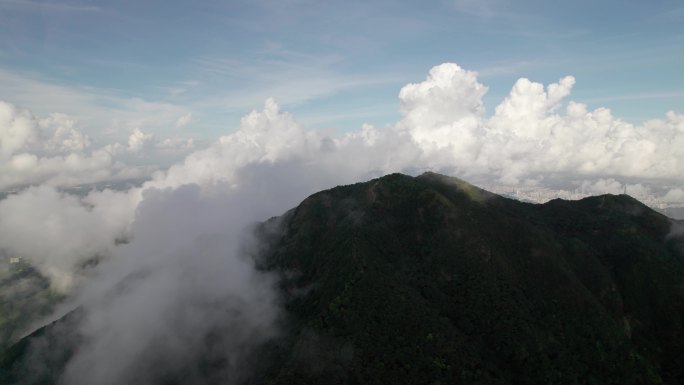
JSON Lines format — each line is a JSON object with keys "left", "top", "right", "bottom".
{"left": 2, "top": 172, "right": 683, "bottom": 385}
{"left": 252, "top": 172, "right": 683, "bottom": 384}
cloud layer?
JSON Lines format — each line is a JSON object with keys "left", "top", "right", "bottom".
{"left": 0, "top": 101, "right": 153, "bottom": 190}
{"left": 0, "top": 62, "right": 682, "bottom": 383}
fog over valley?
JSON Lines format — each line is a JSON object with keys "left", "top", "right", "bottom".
{"left": 1, "top": 61, "right": 683, "bottom": 382}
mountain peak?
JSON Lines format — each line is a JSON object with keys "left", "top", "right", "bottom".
{"left": 3, "top": 173, "right": 683, "bottom": 385}
{"left": 259, "top": 172, "right": 683, "bottom": 384}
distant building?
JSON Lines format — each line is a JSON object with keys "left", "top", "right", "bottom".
{"left": 9, "top": 257, "right": 20, "bottom": 264}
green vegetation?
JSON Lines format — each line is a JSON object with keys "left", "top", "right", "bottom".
{"left": 252, "top": 173, "right": 683, "bottom": 384}
{"left": 0, "top": 260, "right": 62, "bottom": 352}
{"left": 2, "top": 172, "right": 683, "bottom": 384}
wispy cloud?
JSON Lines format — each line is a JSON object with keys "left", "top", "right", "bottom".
{"left": 448, "top": 0, "right": 507, "bottom": 18}
{"left": 476, "top": 60, "right": 551, "bottom": 78}
{"left": 192, "top": 45, "right": 344, "bottom": 80}
{"left": 191, "top": 46, "right": 405, "bottom": 111}
{"left": 584, "top": 91, "right": 684, "bottom": 104}
{"left": 0, "top": 0, "right": 103, "bottom": 12}
{"left": 192, "top": 67, "right": 404, "bottom": 121}
{"left": 0, "top": 69, "right": 192, "bottom": 140}
{"left": 489, "top": 27, "right": 592, "bottom": 40}
{"left": 649, "top": 5, "right": 684, "bottom": 23}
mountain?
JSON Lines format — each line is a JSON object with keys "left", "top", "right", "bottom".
{"left": 0, "top": 260, "right": 62, "bottom": 352}
{"left": 2, "top": 172, "right": 684, "bottom": 384}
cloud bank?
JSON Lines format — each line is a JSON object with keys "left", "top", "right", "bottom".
{"left": 0, "top": 62, "right": 682, "bottom": 383}
{"left": 3, "top": 63, "right": 682, "bottom": 193}
{"left": 0, "top": 101, "right": 156, "bottom": 191}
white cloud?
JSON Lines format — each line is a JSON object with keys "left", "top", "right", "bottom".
{"left": 398, "top": 63, "right": 487, "bottom": 158}
{"left": 59, "top": 185, "right": 280, "bottom": 385}
{"left": 0, "top": 69, "right": 192, "bottom": 142}
{"left": 0, "top": 0, "right": 103, "bottom": 12}
{"left": 155, "top": 137, "right": 194, "bottom": 152}
{"left": 153, "top": 98, "right": 320, "bottom": 189}
{"left": 3, "top": 61, "right": 683, "bottom": 206}
{"left": 0, "top": 102, "right": 90, "bottom": 155}
{"left": 6, "top": 74, "right": 680, "bottom": 295}
{"left": 2, "top": 62, "right": 683, "bottom": 383}
{"left": 0, "top": 101, "right": 152, "bottom": 190}
{"left": 0, "top": 186, "right": 135, "bottom": 290}
{"left": 662, "top": 188, "right": 684, "bottom": 203}
{"left": 580, "top": 178, "right": 624, "bottom": 195}
{"left": 0, "top": 101, "right": 37, "bottom": 156}
{"left": 5, "top": 62, "right": 679, "bottom": 291}
{"left": 174, "top": 112, "right": 193, "bottom": 128}
{"left": 126, "top": 63, "right": 684, "bottom": 196}
{"left": 449, "top": 0, "right": 507, "bottom": 17}
{"left": 191, "top": 51, "right": 404, "bottom": 113}
{"left": 39, "top": 113, "right": 91, "bottom": 153}
{"left": 127, "top": 128, "right": 153, "bottom": 153}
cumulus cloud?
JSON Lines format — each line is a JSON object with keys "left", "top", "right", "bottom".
{"left": 4, "top": 63, "right": 682, "bottom": 192}
{"left": 1, "top": 62, "right": 683, "bottom": 383}
{"left": 38, "top": 112, "right": 91, "bottom": 153}
{"left": 127, "top": 128, "right": 153, "bottom": 153}
{"left": 7, "top": 62, "right": 682, "bottom": 291}
{"left": 175, "top": 112, "right": 193, "bottom": 128}
{"left": 0, "top": 101, "right": 37, "bottom": 157}
{"left": 394, "top": 64, "right": 683, "bottom": 186}
{"left": 662, "top": 188, "right": 684, "bottom": 203}
{"left": 399, "top": 63, "right": 486, "bottom": 156}
{"left": 0, "top": 101, "right": 150, "bottom": 190}
{"left": 151, "top": 98, "right": 325, "bottom": 189}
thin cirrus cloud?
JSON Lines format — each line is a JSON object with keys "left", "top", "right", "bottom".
{"left": 449, "top": 0, "right": 505, "bottom": 17}
{"left": 0, "top": 69, "right": 192, "bottom": 137}
{"left": 1, "top": 0, "right": 681, "bottom": 136}
{"left": 0, "top": 0, "right": 103, "bottom": 12}
{"left": 190, "top": 51, "right": 406, "bottom": 110}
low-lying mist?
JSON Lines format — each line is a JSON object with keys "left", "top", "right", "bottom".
{"left": 1, "top": 63, "right": 683, "bottom": 383}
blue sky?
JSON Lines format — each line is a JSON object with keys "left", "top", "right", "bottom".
{"left": 4, "top": 2, "right": 684, "bottom": 378}
{"left": 1, "top": 0, "right": 682, "bottom": 142}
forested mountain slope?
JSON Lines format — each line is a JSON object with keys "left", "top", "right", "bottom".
{"left": 2, "top": 172, "right": 683, "bottom": 385}
{"left": 252, "top": 172, "right": 684, "bottom": 385}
